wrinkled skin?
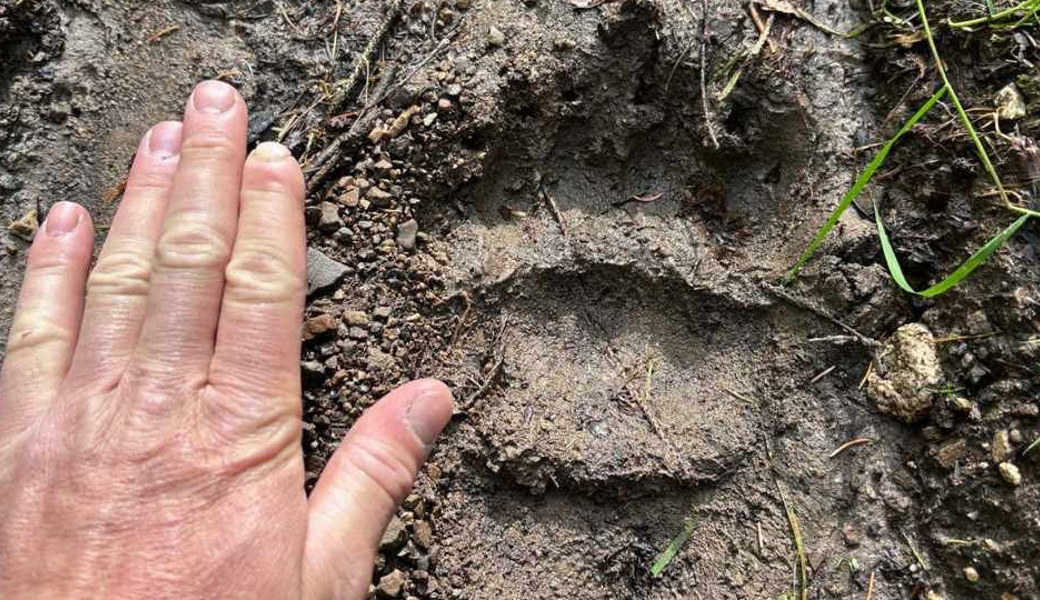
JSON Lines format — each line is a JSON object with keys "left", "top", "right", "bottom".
{"left": 0, "top": 81, "right": 454, "bottom": 600}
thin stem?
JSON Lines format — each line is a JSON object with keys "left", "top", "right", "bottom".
{"left": 917, "top": 0, "right": 1014, "bottom": 210}
{"left": 948, "top": 0, "right": 1040, "bottom": 28}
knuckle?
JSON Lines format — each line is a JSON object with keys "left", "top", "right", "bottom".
{"left": 26, "top": 245, "right": 77, "bottom": 274}
{"left": 223, "top": 243, "right": 304, "bottom": 303}
{"left": 180, "top": 131, "right": 241, "bottom": 162}
{"left": 242, "top": 171, "right": 297, "bottom": 196}
{"left": 5, "top": 310, "right": 75, "bottom": 357}
{"left": 242, "top": 168, "right": 304, "bottom": 200}
{"left": 87, "top": 249, "right": 153, "bottom": 299}
{"left": 339, "top": 437, "right": 418, "bottom": 505}
{"left": 154, "top": 220, "right": 232, "bottom": 271}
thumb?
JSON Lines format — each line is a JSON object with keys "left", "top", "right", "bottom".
{"left": 302, "top": 379, "right": 453, "bottom": 600}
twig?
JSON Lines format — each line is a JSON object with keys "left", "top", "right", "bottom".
{"left": 464, "top": 320, "right": 507, "bottom": 408}
{"left": 700, "top": 0, "right": 720, "bottom": 149}
{"left": 902, "top": 530, "right": 929, "bottom": 571}
{"left": 828, "top": 437, "right": 872, "bottom": 458}
{"left": 806, "top": 335, "right": 861, "bottom": 345}
{"left": 637, "top": 358, "right": 665, "bottom": 440}
{"left": 809, "top": 365, "right": 835, "bottom": 384}
{"left": 719, "top": 13, "right": 773, "bottom": 101}
{"left": 765, "top": 284, "right": 880, "bottom": 348}
{"left": 279, "top": 2, "right": 304, "bottom": 36}
{"left": 328, "top": 0, "right": 403, "bottom": 111}
{"left": 723, "top": 387, "right": 754, "bottom": 403}
{"left": 864, "top": 571, "right": 875, "bottom": 600}
{"left": 540, "top": 189, "right": 567, "bottom": 236}
{"left": 305, "top": 64, "right": 398, "bottom": 190}
{"left": 448, "top": 292, "right": 471, "bottom": 348}
{"left": 858, "top": 361, "right": 873, "bottom": 390}
{"left": 749, "top": 2, "right": 778, "bottom": 53}
{"left": 146, "top": 25, "right": 180, "bottom": 43}
{"left": 369, "top": 23, "right": 463, "bottom": 109}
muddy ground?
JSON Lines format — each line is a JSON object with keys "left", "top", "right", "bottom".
{"left": 2, "top": 0, "right": 1039, "bottom": 598}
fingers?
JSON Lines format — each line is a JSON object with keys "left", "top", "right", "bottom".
{"left": 69, "top": 121, "right": 182, "bottom": 390}
{"left": 303, "top": 380, "right": 454, "bottom": 600}
{"left": 132, "top": 81, "right": 247, "bottom": 388}
{"left": 208, "top": 142, "right": 305, "bottom": 409}
{"left": 0, "top": 203, "right": 94, "bottom": 431}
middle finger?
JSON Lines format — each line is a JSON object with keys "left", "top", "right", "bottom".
{"left": 131, "top": 81, "right": 247, "bottom": 391}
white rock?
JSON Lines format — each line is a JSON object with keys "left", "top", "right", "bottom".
{"left": 996, "top": 83, "right": 1027, "bottom": 120}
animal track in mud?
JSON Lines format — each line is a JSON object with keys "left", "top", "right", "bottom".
{"left": 432, "top": 1, "right": 837, "bottom": 498}
{"left": 464, "top": 265, "right": 780, "bottom": 495}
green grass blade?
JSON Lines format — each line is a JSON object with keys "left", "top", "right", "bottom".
{"left": 785, "top": 86, "right": 947, "bottom": 282}
{"left": 650, "top": 520, "right": 697, "bottom": 577}
{"left": 1024, "top": 436, "right": 1040, "bottom": 456}
{"left": 876, "top": 205, "right": 1031, "bottom": 297}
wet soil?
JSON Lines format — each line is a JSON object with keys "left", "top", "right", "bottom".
{"left": 2, "top": 0, "right": 1039, "bottom": 598}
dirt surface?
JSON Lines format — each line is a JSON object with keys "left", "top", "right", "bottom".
{"left": 2, "top": 0, "right": 1039, "bottom": 598}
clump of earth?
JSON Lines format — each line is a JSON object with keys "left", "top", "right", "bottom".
{"left": 1, "top": 0, "right": 1038, "bottom": 598}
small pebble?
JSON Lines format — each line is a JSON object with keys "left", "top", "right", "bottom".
{"left": 487, "top": 26, "right": 505, "bottom": 46}
{"left": 376, "top": 569, "right": 406, "bottom": 597}
{"left": 396, "top": 219, "right": 418, "bottom": 249}
{"left": 992, "top": 430, "right": 1013, "bottom": 463}
{"left": 999, "top": 462, "right": 1022, "bottom": 486}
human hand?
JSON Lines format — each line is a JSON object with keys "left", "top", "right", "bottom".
{"left": 0, "top": 80, "right": 453, "bottom": 600}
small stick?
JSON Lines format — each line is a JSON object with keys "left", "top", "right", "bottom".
{"left": 828, "top": 437, "right": 872, "bottom": 458}
{"left": 700, "top": 0, "right": 720, "bottom": 149}
{"left": 765, "top": 284, "right": 880, "bottom": 349}
{"left": 328, "top": 0, "right": 403, "bottom": 111}
{"left": 102, "top": 178, "right": 128, "bottom": 203}
{"left": 749, "top": 2, "right": 778, "bottom": 53}
{"left": 280, "top": 3, "right": 304, "bottom": 36}
{"left": 864, "top": 571, "right": 875, "bottom": 600}
{"left": 464, "top": 320, "right": 507, "bottom": 408}
{"left": 858, "top": 361, "right": 873, "bottom": 390}
{"left": 723, "top": 387, "right": 754, "bottom": 403}
{"left": 540, "top": 189, "right": 567, "bottom": 236}
{"left": 902, "top": 530, "right": 929, "bottom": 571}
{"left": 305, "top": 64, "right": 398, "bottom": 190}
{"left": 146, "top": 25, "right": 180, "bottom": 43}
{"left": 448, "top": 292, "right": 471, "bottom": 348}
{"left": 809, "top": 365, "right": 835, "bottom": 384}
{"left": 807, "top": 335, "right": 859, "bottom": 344}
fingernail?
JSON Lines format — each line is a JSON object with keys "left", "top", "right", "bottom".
{"left": 191, "top": 80, "right": 237, "bottom": 114}
{"left": 406, "top": 386, "right": 453, "bottom": 447}
{"left": 252, "top": 141, "right": 291, "bottom": 162}
{"left": 147, "top": 121, "right": 183, "bottom": 157}
{"left": 45, "top": 202, "right": 82, "bottom": 236}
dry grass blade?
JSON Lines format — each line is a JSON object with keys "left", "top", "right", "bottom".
{"left": 775, "top": 481, "right": 808, "bottom": 600}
